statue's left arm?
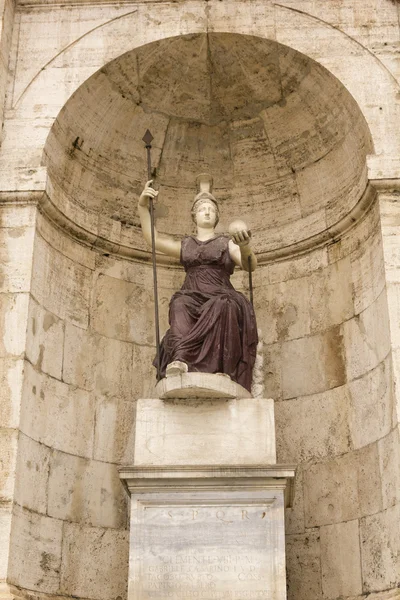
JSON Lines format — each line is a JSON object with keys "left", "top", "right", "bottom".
{"left": 229, "top": 232, "right": 257, "bottom": 272}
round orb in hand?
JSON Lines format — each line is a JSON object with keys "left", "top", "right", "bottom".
{"left": 228, "top": 219, "right": 248, "bottom": 235}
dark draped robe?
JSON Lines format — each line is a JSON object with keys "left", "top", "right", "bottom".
{"left": 156, "top": 235, "right": 258, "bottom": 392}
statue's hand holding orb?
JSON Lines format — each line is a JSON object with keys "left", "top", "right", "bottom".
{"left": 229, "top": 219, "right": 251, "bottom": 246}
{"left": 139, "top": 180, "right": 159, "bottom": 207}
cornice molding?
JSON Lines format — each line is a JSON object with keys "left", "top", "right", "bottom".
{"left": 0, "top": 181, "right": 383, "bottom": 266}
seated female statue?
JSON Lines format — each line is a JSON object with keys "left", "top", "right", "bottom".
{"left": 138, "top": 177, "right": 258, "bottom": 393}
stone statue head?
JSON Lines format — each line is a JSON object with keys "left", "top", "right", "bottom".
{"left": 191, "top": 173, "right": 220, "bottom": 226}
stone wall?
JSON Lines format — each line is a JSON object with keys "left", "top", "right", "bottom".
{"left": 4, "top": 210, "right": 185, "bottom": 599}
{"left": 252, "top": 199, "right": 399, "bottom": 599}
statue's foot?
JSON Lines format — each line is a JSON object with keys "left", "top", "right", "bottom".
{"left": 166, "top": 361, "right": 188, "bottom": 378}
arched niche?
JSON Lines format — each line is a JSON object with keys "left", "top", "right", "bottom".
{"left": 42, "top": 32, "right": 373, "bottom": 262}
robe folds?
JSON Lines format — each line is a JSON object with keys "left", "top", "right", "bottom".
{"left": 156, "top": 235, "right": 258, "bottom": 392}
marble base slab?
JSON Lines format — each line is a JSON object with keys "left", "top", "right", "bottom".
{"left": 119, "top": 466, "right": 295, "bottom": 600}
{"left": 134, "top": 398, "right": 276, "bottom": 466}
{"left": 155, "top": 373, "right": 250, "bottom": 399}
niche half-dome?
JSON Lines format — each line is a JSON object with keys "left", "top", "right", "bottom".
{"left": 43, "top": 32, "right": 373, "bottom": 259}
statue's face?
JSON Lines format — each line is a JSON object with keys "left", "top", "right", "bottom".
{"left": 195, "top": 201, "right": 218, "bottom": 228}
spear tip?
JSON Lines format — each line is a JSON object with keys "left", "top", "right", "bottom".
{"left": 142, "top": 129, "right": 154, "bottom": 145}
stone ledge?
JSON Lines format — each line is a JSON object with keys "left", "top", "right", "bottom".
{"left": 154, "top": 372, "right": 250, "bottom": 399}
{"left": 119, "top": 465, "right": 296, "bottom": 508}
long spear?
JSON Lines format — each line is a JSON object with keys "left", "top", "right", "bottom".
{"left": 142, "top": 129, "right": 161, "bottom": 381}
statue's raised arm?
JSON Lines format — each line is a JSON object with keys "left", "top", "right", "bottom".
{"left": 140, "top": 174, "right": 258, "bottom": 393}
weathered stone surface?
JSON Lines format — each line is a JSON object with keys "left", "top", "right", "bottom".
{"left": 281, "top": 326, "right": 346, "bottom": 399}
{"left": 343, "top": 289, "right": 391, "bottom": 381}
{"left": 60, "top": 522, "right": 129, "bottom": 600}
{"left": 263, "top": 342, "right": 282, "bottom": 401}
{"left": 0, "top": 226, "right": 35, "bottom": 293}
{"left": 320, "top": 519, "right": 362, "bottom": 598}
{"left": 351, "top": 227, "right": 386, "bottom": 314}
{"left": 0, "top": 428, "right": 18, "bottom": 502}
{"left": 378, "top": 427, "right": 400, "bottom": 510}
{"left": 47, "top": 450, "right": 127, "bottom": 529}
{"left": 309, "top": 257, "right": 354, "bottom": 333}
{"left": 93, "top": 396, "right": 136, "bottom": 464}
{"left": 91, "top": 274, "right": 157, "bottom": 345}
{"left": 348, "top": 356, "right": 394, "bottom": 449}
{"left": 14, "top": 433, "right": 50, "bottom": 514}
{"left": 8, "top": 505, "right": 62, "bottom": 593}
{"left": 286, "top": 531, "right": 322, "bottom": 600}
{"left": 360, "top": 503, "right": 400, "bottom": 593}
{"left": 285, "top": 466, "right": 305, "bottom": 535}
{"left": 0, "top": 293, "right": 29, "bottom": 358}
{"left": 275, "top": 385, "right": 351, "bottom": 463}
{"left": 304, "top": 444, "right": 382, "bottom": 527}
{"left": 20, "top": 362, "right": 94, "bottom": 458}
{"left": 31, "top": 234, "right": 91, "bottom": 328}
{"left": 134, "top": 397, "right": 276, "bottom": 466}
{"left": 0, "top": 507, "right": 12, "bottom": 580}
{"left": 256, "top": 277, "right": 310, "bottom": 345}
{"left": 0, "top": 357, "right": 23, "bottom": 428}
{"left": 26, "top": 298, "right": 64, "bottom": 380}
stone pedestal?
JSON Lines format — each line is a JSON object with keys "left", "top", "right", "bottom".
{"left": 120, "top": 375, "right": 295, "bottom": 600}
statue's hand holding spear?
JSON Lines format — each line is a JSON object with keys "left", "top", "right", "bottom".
{"left": 139, "top": 179, "right": 158, "bottom": 207}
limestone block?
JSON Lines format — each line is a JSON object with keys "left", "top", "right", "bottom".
{"left": 132, "top": 343, "right": 158, "bottom": 399}
{"left": 275, "top": 384, "right": 351, "bottom": 463}
{"left": 31, "top": 234, "right": 91, "bottom": 328}
{"left": 348, "top": 357, "right": 393, "bottom": 449}
{"left": 256, "top": 277, "right": 310, "bottom": 345}
{"left": 208, "top": 0, "right": 275, "bottom": 39}
{"left": 26, "top": 298, "right": 64, "bottom": 380}
{"left": 320, "top": 519, "right": 362, "bottom": 598}
{"left": 0, "top": 225, "right": 35, "bottom": 292}
{"left": 14, "top": 433, "right": 50, "bottom": 514}
{"left": 0, "top": 357, "right": 23, "bottom": 428}
{"left": 286, "top": 531, "right": 322, "bottom": 600}
{"left": 93, "top": 336, "right": 133, "bottom": 399}
{"left": 267, "top": 249, "right": 328, "bottom": 286}
{"left": 386, "top": 283, "right": 400, "bottom": 349}
{"left": 60, "top": 522, "right": 128, "bottom": 600}
{"left": 20, "top": 362, "right": 94, "bottom": 459}
{"left": 0, "top": 204, "right": 36, "bottom": 228}
{"left": 378, "top": 427, "right": 400, "bottom": 510}
{"left": 360, "top": 504, "right": 400, "bottom": 593}
{"left": 0, "top": 293, "right": 29, "bottom": 358}
{"left": 263, "top": 342, "right": 283, "bottom": 400}
{"left": 285, "top": 466, "right": 305, "bottom": 535}
{"left": 309, "top": 257, "right": 354, "bottom": 333}
{"left": 63, "top": 325, "right": 134, "bottom": 398}
{"left": 281, "top": 326, "right": 346, "bottom": 399}
{"left": 36, "top": 212, "right": 96, "bottom": 270}
{"left": 8, "top": 505, "right": 62, "bottom": 593}
{"left": 47, "top": 450, "right": 127, "bottom": 529}
{"left": 0, "top": 428, "right": 18, "bottom": 502}
{"left": 343, "top": 290, "right": 391, "bottom": 382}
{"left": 351, "top": 228, "right": 386, "bottom": 314}
{"left": 134, "top": 397, "right": 276, "bottom": 466}
{"left": 91, "top": 273, "right": 159, "bottom": 344}
{"left": 62, "top": 323, "right": 96, "bottom": 391}
{"left": 0, "top": 507, "right": 12, "bottom": 580}
{"left": 93, "top": 396, "right": 136, "bottom": 464}
{"left": 304, "top": 445, "right": 382, "bottom": 527}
